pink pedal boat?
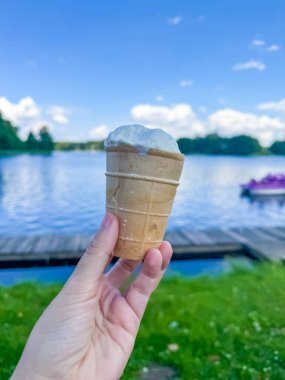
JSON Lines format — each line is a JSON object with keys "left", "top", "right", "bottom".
{"left": 241, "top": 174, "right": 285, "bottom": 196}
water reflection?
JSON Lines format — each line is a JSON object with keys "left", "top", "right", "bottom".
{"left": 0, "top": 166, "right": 4, "bottom": 204}
{"left": 242, "top": 193, "right": 285, "bottom": 208}
{"left": 0, "top": 152, "right": 285, "bottom": 235}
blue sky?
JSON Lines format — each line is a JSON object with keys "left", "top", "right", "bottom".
{"left": 1, "top": 0, "right": 285, "bottom": 145}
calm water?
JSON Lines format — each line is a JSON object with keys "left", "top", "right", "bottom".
{"left": 0, "top": 152, "right": 285, "bottom": 235}
{"left": 0, "top": 258, "right": 252, "bottom": 286}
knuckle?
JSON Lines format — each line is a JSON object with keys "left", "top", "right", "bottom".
{"left": 86, "top": 236, "right": 105, "bottom": 255}
{"left": 132, "top": 282, "right": 148, "bottom": 297}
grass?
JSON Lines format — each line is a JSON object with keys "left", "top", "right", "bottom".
{"left": 0, "top": 263, "right": 285, "bottom": 380}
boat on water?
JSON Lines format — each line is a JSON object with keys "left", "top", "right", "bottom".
{"left": 241, "top": 174, "right": 285, "bottom": 196}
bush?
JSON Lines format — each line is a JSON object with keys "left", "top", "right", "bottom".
{"left": 177, "top": 134, "right": 262, "bottom": 155}
{"left": 270, "top": 141, "right": 285, "bottom": 155}
{"left": 0, "top": 113, "right": 24, "bottom": 151}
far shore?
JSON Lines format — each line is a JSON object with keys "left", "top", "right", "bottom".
{"left": 1, "top": 149, "right": 285, "bottom": 157}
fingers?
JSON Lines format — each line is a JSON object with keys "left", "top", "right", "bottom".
{"left": 69, "top": 213, "right": 119, "bottom": 286}
{"left": 105, "top": 258, "right": 140, "bottom": 288}
{"left": 160, "top": 241, "right": 173, "bottom": 270}
{"left": 125, "top": 242, "right": 173, "bottom": 319}
{"left": 105, "top": 241, "right": 172, "bottom": 289}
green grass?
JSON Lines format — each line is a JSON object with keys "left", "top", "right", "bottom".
{"left": 1, "top": 263, "right": 285, "bottom": 380}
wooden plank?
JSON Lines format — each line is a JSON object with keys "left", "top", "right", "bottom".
{"left": 1, "top": 237, "right": 33, "bottom": 255}
{"left": 53, "top": 236, "right": 65, "bottom": 253}
{"left": 0, "top": 226, "right": 285, "bottom": 267}
{"left": 225, "top": 228, "right": 266, "bottom": 245}
{"left": 167, "top": 230, "right": 193, "bottom": 246}
{"left": 53, "top": 236, "right": 74, "bottom": 253}
{"left": 38, "top": 235, "right": 79, "bottom": 254}
{"left": 0, "top": 237, "right": 13, "bottom": 254}
{"left": 11, "top": 236, "right": 38, "bottom": 255}
{"left": 270, "top": 227, "right": 285, "bottom": 240}
{"left": 50, "top": 252, "right": 82, "bottom": 261}
{"left": 48, "top": 236, "right": 82, "bottom": 259}
{"left": 246, "top": 241, "right": 285, "bottom": 261}
{"left": 42, "top": 235, "right": 65, "bottom": 253}
{"left": 173, "top": 243, "right": 244, "bottom": 259}
{"left": 33, "top": 236, "right": 55, "bottom": 255}
{"left": 204, "top": 229, "right": 239, "bottom": 244}
{"left": 0, "top": 237, "right": 20, "bottom": 254}
{"left": 163, "top": 230, "right": 172, "bottom": 242}
{"left": 230, "top": 227, "right": 277, "bottom": 242}
{"left": 259, "top": 227, "right": 285, "bottom": 240}
{"left": 247, "top": 227, "right": 278, "bottom": 241}
{"left": 180, "top": 230, "right": 213, "bottom": 245}
{"left": 73, "top": 235, "right": 83, "bottom": 252}
{"left": 78, "top": 235, "right": 93, "bottom": 251}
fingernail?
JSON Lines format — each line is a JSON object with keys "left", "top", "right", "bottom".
{"left": 101, "top": 213, "right": 113, "bottom": 229}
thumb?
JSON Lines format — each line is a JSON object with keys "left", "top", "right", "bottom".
{"left": 68, "top": 213, "right": 119, "bottom": 287}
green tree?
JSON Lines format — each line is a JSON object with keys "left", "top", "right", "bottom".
{"left": 86, "top": 140, "right": 105, "bottom": 150}
{"left": 0, "top": 113, "right": 24, "bottom": 150}
{"left": 270, "top": 141, "right": 285, "bottom": 155}
{"left": 193, "top": 134, "right": 229, "bottom": 154}
{"left": 26, "top": 132, "right": 39, "bottom": 150}
{"left": 55, "top": 140, "right": 105, "bottom": 151}
{"left": 178, "top": 134, "right": 230, "bottom": 155}
{"left": 38, "top": 126, "right": 54, "bottom": 151}
{"left": 228, "top": 135, "right": 261, "bottom": 155}
{"left": 178, "top": 134, "right": 263, "bottom": 155}
{"left": 177, "top": 138, "right": 194, "bottom": 154}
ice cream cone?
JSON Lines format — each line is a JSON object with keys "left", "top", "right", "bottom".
{"left": 105, "top": 145, "right": 184, "bottom": 260}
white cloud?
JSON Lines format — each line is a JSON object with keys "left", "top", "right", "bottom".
{"left": 258, "top": 99, "right": 285, "bottom": 113}
{"left": 0, "top": 96, "right": 41, "bottom": 125}
{"left": 266, "top": 44, "right": 281, "bottom": 52}
{"left": 252, "top": 39, "right": 265, "bottom": 46}
{"left": 155, "top": 95, "right": 164, "bottom": 102}
{"left": 232, "top": 59, "right": 265, "bottom": 71}
{"left": 208, "top": 108, "right": 285, "bottom": 146}
{"left": 131, "top": 103, "right": 206, "bottom": 138}
{"left": 179, "top": 79, "right": 193, "bottom": 87}
{"left": 49, "top": 106, "right": 69, "bottom": 125}
{"left": 89, "top": 124, "right": 109, "bottom": 140}
{"left": 0, "top": 96, "right": 71, "bottom": 139}
{"left": 167, "top": 16, "right": 183, "bottom": 26}
{"left": 251, "top": 38, "right": 280, "bottom": 53}
{"left": 130, "top": 102, "right": 285, "bottom": 146}
{"left": 30, "top": 120, "right": 54, "bottom": 134}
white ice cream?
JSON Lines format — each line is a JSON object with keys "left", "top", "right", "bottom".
{"left": 104, "top": 124, "right": 180, "bottom": 154}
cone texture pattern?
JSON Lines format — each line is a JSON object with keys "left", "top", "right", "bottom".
{"left": 106, "top": 146, "right": 184, "bottom": 260}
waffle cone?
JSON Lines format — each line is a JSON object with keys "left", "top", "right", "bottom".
{"left": 105, "top": 146, "right": 184, "bottom": 260}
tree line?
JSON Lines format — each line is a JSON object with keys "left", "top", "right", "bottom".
{"left": 0, "top": 113, "right": 54, "bottom": 151}
{"left": 55, "top": 141, "right": 104, "bottom": 151}
{"left": 1, "top": 112, "right": 285, "bottom": 155}
{"left": 177, "top": 134, "right": 285, "bottom": 155}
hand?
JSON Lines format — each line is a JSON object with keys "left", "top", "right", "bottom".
{"left": 11, "top": 213, "right": 173, "bottom": 380}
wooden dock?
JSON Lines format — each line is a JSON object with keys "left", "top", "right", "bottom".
{"left": 0, "top": 226, "right": 284, "bottom": 268}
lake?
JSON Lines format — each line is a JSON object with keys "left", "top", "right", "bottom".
{"left": 0, "top": 152, "right": 285, "bottom": 236}
{"left": 0, "top": 257, "right": 252, "bottom": 286}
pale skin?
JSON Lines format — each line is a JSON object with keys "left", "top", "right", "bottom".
{"left": 11, "top": 213, "right": 173, "bottom": 380}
